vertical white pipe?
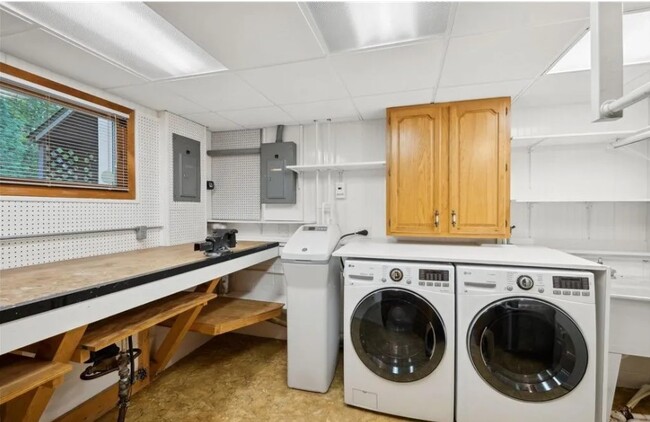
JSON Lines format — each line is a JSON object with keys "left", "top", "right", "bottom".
{"left": 315, "top": 121, "right": 320, "bottom": 225}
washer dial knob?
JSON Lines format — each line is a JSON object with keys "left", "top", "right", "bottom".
{"left": 517, "top": 275, "right": 534, "bottom": 290}
{"left": 389, "top": 268, "right": 403, "bottom": 282}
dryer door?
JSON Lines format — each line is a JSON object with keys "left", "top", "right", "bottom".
{"left": 468, "top": 297, "right": 588, "bottom": 402}
{"left": 350, "top": 288, "right": 446, "bottom": 383}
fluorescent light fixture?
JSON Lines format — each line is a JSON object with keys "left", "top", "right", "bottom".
{"left": 549, "top": 10, "right": 650, "bottom": 74}
{"left": 1, "top": 2, "right": 226, "bottom": 80}
{"left": 307, "top": 2, "right": 450, "bottom": 53}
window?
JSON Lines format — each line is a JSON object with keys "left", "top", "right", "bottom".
{"left": 0, "top": 64, "right": 135, "bottom": 199}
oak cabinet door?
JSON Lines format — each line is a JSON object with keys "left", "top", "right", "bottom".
{"left": 448, "top": 98, "right": 510, "bottom": 237}
{"left": 387, "top": 105, "right": 446, "bottom": 236}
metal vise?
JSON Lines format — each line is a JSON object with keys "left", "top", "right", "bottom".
{"left": 194, "top": 229, "right": 238, "bottom": 257}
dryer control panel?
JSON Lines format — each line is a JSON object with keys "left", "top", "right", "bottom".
{"left": 457, "top": 265, "right": 595, "bottom": 304}
{"left": 344, "top": 260, "right": 454, "bottom": 294}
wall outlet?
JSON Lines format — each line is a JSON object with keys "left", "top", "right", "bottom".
{"left": 335, "top": 182, "right": 346, "bottom": 199}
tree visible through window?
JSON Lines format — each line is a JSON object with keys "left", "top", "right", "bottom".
{"left": 0, "top": 86, "right": 125, "bottom": 188}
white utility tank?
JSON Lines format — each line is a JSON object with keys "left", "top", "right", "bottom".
{"left": 281, "top": 224, "right": 342, "bottom": 393}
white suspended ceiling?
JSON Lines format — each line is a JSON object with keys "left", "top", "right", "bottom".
{"left": 0, "top": 1, "right": 649, "bottom": 131}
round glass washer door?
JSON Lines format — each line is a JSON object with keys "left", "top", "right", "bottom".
{"left": 350, "top": 288, "right": 446, "bottom": 383}
{"left": 468, "top": 297, "right": 588, "bottom": 402}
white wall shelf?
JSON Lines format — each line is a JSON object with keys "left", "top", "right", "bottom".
{"left": 565, "top": 249, "right": 650, "bottom": 258}
{"left": 512, "top": 130, "right": 637, "bottom": 149}
{"left": 512, "top": 198, "right": 650, "bottom": 203}
{"left": 208, "top": 220, "right": 313, "bottom": 225}
{"left": 286, "top": 161, "right": 386, "bottom": 173}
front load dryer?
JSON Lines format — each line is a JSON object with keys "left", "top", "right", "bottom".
{"left": 456, "top": 265, "right": 597, "bottom": 422}
{"left": 343, "top": 259, "right": 454, "bottom": 422}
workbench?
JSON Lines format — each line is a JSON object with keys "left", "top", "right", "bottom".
{"left": 0, "top": 241, "right": 282, "bottom": 421}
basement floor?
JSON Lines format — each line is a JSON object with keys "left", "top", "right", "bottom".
{"left": 98, "top": 333, "right": 650, "bottom": 422}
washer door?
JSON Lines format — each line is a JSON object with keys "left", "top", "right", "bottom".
{"left": 468, "top": 297, "right": 588, "bottom": 402}
{"left": 350, "top": 288, "right": 446, "bottom": 383}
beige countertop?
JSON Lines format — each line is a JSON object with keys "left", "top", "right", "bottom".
{"left": 0, "top": 241, "right": 274, "bottom": 310}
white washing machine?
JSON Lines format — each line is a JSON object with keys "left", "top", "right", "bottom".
{"left": 456, "top": 265, "right": 597, "bottom": 422}
{"left": 343, "top": 260, "right": 454, "bottom": 422}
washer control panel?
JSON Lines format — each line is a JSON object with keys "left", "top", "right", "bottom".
{"left": 344, "top": 260, "right": 454, "bottom": 293}
{"left": 516, "top": 275, "right": 534, "bottom": 290}
{"left": 457, "top": 265, "right": 595, "bottom": 303}
{"left": 389, "top": 268, "right": 403, "bottom": 282}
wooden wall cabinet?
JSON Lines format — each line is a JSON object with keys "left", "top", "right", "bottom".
{"left": 387, "top": 97, "right": 511, "bottom": 239}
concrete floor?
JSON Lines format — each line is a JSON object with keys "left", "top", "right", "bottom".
{"left": 99, "top": 333, "right": 649, "bottom": 421}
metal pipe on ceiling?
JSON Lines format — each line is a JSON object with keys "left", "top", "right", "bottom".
{"left": 601, "top": 82, "right": 650, "bottom": 119}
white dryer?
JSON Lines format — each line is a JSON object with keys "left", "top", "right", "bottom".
{"left": 343, "top": 260, "right": 454, "bottom": 422}
{"left": 456, "top": 265, "right": 597, "bottom": 422}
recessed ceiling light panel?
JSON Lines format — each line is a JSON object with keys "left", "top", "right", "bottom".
{"left": 1, "top": 2, "right": 227, "bottom": 80}
{"left": 307, "top": 2, "right": 451, "bottom": 53}
{"left": 549, "top": 10, "right": 650, "bottom": 74}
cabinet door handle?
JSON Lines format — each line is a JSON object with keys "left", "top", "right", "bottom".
{"left": 434, "top": 210, "right": 439, "bottom": 227}
{"left": 451, "top": 210, "right": 457, "bottom": 227}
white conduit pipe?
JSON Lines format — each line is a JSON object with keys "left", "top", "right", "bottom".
{"left": 610, "top": 384, "right": 650, "bottom": 422}
{"left": 612, "top": 126, "right": 650, "bottom": 149}
{"left": 601, "top": 81, "right": 650, "bottom": 118}
{"left": 315, "top": 121, "right": 320, "bottom": 225}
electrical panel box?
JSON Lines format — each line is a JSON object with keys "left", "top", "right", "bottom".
{"left": 173, "top": 134, "right": 201, "bottom": 203}
{"left": 261, "top": 142, "right": 297, "bottom": 204}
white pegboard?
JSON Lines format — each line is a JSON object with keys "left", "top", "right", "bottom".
{"left": 211, "top": 130, "right": 261, "bottom": 221}
{"left": 167, "top": 113, "right": 208, "bottom": 245}
{"left": 0, "top": 113, "right": 163, "bottom": 269}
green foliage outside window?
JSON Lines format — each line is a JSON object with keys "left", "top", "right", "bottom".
{"left": 0, "top": 88, "right": 62, "bottom": 179}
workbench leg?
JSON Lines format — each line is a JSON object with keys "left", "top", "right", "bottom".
{"left": 195, "top": 277, "right": 221, "bottom": 294}
{"left": 37, "top": 325, "right": 88, "bottom": 362}
{"left": 150, "top": 305, "right": 205, "bottom": 377}
{"left": 2, "top": 378, "right": 62, "bottom": 422}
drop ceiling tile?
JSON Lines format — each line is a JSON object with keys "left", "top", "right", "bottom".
{"left": 452, "top": 2, "right": 588, "bottom": 37}
{"left": 164, "top": 73, "right": 271, "bottom": 112}
{"left": 238, "top": 59, "right": 349, "bottom": 105}
{"left": 352, "top": 89, "right": 434, "bottom": 120}
{"left": 218, "top": 106, "right": 296, "bottom": 129}
{"left": 0, "top": 9, "right": 33, "bottom": 36}
{"left": 108, "top": 83, "right": 205, "bottom": 114}
{"left": 440, "top": 20, "right": 588, "bottom": 87}
{"left": 516, "top": 63, "right": 650, "bottom": 107}
{"left": 330, "top": 40, "right": 444, "bottom": 97}
{"left": 281, "top": 99, "right": 359, "bottom": 123}
{"left": 147, "top": 2, "right": 324, "bottom": 70}
{"left": 435, "top": 79, "right": 530, "bottom": 103}
{"left": 0, "top": 29, "right": 145, "bottom": 89}
{"left": 182, "top": 112, "right": 242, "bottom": 131}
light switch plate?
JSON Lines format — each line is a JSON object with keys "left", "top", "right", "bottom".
{"left": 336, "top": 182, "right": 346, "bottom": 199}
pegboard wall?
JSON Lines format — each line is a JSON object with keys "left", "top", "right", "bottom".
{"left": 0, "top": 113, "right": 163, "bottom": 269}
{"left": 211, "top": 130, "right": 261, "bottom": 221}
{"left": 167, "top": 113, "right": 209, "bottom": 245}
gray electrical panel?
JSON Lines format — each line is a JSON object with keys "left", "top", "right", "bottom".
{"left": 260, "top": 142, "right": 297, "bottom": 204}
{"left": 173, "top": 134, "right": 201, "bottom": 202}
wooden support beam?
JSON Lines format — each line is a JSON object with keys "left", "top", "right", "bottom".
{"left": 194, "top": 277, "right": 221, "bottom": 294}
{"left": 36, "top": 325, "right": 87, "bottom": 362}
{"left": 2, "top": 378, "right": 61, "bottom": 422}
{"left": 150, "top": 304, "right": 205, "bottom": 377}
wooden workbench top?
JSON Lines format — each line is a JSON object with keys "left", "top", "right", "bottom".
{"left": 0, "top": 241, "right": 278, "bottom": 322}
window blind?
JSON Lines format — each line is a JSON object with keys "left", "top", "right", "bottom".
{"left": 0, "top": 82, "right": 129, "bottom": 191}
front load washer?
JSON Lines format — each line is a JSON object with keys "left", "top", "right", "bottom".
{"left": 343, "top": 260, "right": 454, "bottom": 422}
{"left": 456, "top": 265, "right": 596, "bottom": 422}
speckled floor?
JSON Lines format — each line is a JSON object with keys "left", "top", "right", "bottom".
{"left": 98, "top": 333, "right": 650, "bottom": 422}
{"left": 99, "top": 333, "right": 405, "bottom": 422}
